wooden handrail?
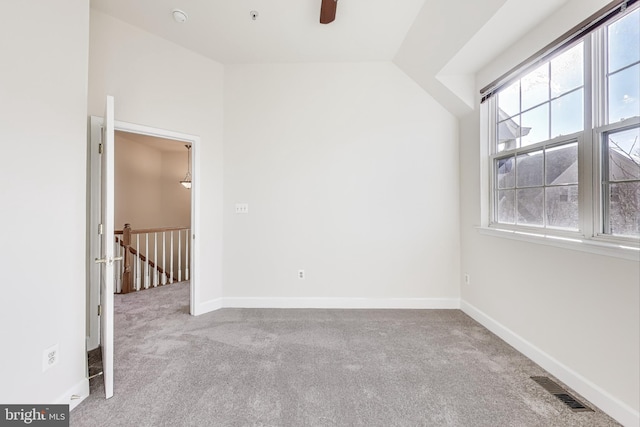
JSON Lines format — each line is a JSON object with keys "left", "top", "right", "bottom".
{"left": 115, "top": 226, "right": 189, "bottom": 235}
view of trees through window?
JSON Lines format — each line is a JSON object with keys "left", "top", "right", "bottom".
{"left": 490, "top": 6, "right": 639, "bottom": 240}
{"left": 605, "top": 127, "right": 640, "bottom": 236}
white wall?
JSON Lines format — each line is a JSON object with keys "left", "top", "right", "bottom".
{"left": 0, "top": 0, "right": 90, "bottom": 406}
{"left": 114, "top": 134, "right": 190, "bottom": 230}
{"left": 223, "top": 62, "right": 460, "bottom": 306}
{"left": 88, "top": 10, "right": 224, "bottom": 306}
{"left": 160, "top": 151, "right": 191, "bottom": 229}
{"left": 115, "top": 134, "right": 163, "bottom": 229}
{"left": 459, "top": 0, "right": 640, "bottom": 423}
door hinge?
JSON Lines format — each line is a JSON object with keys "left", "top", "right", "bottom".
{"left": 98, "top": 305, "right": 101, "bottom": 316}
{"left": 98, "top": 223, "right": 104, "bottom": 235}
{"left": 98, "top": 143, "right": 103, "bottom": 154}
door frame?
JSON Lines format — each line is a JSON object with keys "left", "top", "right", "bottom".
{"left": 87, "top": 117, "right": 201, "bottom": 350}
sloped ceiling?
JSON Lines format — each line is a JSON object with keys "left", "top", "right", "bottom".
{"left": 90, "top": 0, "right": 571, "bottom": 116}
{"left": 394, "top": 0, "right": 571, "bottom": 116}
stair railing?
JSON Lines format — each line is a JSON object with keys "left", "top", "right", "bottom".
{"left": 114, "top": 223, "right": 190, "bottom": 294}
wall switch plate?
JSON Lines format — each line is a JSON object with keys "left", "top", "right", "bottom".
{"left": 298, "top": 269, "right": 305, "bottom": 279}
{"left": 43, "top": 344, "right": 59, "bottom": 372}
{"left": 235, "top": 203, "right": 249, "bottom": 214}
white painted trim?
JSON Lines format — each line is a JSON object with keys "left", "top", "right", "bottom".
{"left": 477, "top": 227, "right": 640, "bottom": 262}
{"left": 221, "top": 297, "right": 460, "bottom": 309}
{"left": 110, "top": 119, "right": 201, "bottom": 317}
{"left": 193, "top": 298, "right": 223, "bottom": 316}
{"left": 55, "top": 378, "right": 89, "bottom": 411}
{"left": 461, "top": 300, "right": 640, "bottom": 427}
{"left": 87, "top": 117, "right": 202, "bottom": 350}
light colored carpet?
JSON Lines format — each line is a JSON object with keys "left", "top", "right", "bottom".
{"left": 71, "top": 282, "right": 619, "bottom": 426}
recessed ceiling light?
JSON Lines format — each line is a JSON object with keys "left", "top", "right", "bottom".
{"left": 172, "top": 9, "right": 188, "bottom": 23}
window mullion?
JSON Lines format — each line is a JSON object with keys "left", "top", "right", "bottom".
{"left": 580, "top": 34, "right": 596, "bottom": 238}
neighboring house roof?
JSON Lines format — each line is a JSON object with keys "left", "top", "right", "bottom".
{"left": 495, "top": 148, "right": 639, "bottom": 226}
{"left": 497, "top": 108, "right": 532, "bottom": 143}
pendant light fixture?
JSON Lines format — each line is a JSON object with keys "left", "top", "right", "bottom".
{"left": 180, "top": 144, "right": 192, "bottom": 189}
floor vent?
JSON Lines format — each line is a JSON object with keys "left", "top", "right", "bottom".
{"left": 531, "top": 376, "right": 593, "bottom": 412}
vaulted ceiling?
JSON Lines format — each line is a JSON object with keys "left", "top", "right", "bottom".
{"left": 91, "top": 0, "right": 571, "bottom": 116}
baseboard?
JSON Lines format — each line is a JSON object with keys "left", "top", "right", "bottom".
{"left": 461, "top": 300, "right": 639, "bottom": 427}
{"left": 193, "top": 298, "right": 223, "bottom": 316}
{"left": 221, "top": 297, "right": 460, "bottom": 309}
{"left": 55, "top": 378, "right": 89, "bottom": 411}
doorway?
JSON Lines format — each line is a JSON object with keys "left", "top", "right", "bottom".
{"left": 87, "top": 117, "right": 201, "bottom": 352}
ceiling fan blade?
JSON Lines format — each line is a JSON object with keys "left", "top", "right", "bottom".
{"left": 320, "top": 0, "right": 337, "bottom": 24}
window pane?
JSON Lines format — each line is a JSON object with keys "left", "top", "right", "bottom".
{"left": 520, "top": 104, "right": 549, "bottom": 147}
{"left": 608, "top": 181, "right": 640, "bottom": 236}
{"left": 608, "top": 64, "right": 640, "bottom": 123}
{"left": 608, "top": 8, "right": 640, "bottom": 73}
{"left": 608, "top": 127, "right": 640, "bottom": 181}
{"left": 546, "top": 143, "right": 578, "bottom": 185}
{"left": 522, "top": 64, "right": 549, "bottom": 110}
{"left": 517, "top": 188, "right": 544, "bottom": 226}
{"left": 497, "top": 115, "right": 520, "bottom": 152}
{"left": 551, "top": 89, "right": 584, "bottom": 138}
{"left": 498, "top": 81, "right": 520, "bottom": 118}
{"left": 546, "top": 185, "right": 579, "bottom": 229}
{"left": 497, "top": 157, "right": 515, "bottom": 189}
{"left": 517, "top": 150, "right": 544, "bottom": 187}
{"left": 551, "top": 43, "right": 584, "bottom": 97}
{"left": 497, "top": 190, "right": 516, "bottom": 223}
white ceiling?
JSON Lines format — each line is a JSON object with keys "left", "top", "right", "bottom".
{"left": 91, "top": 0, "right": 427, "bottom": 63}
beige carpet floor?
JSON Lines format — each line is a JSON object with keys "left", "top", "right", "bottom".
{"left": 71, "top": 282, "right": 620, "bottom": 426}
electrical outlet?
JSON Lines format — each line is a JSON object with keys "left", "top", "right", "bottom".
{"left": 235, "top": 203, "right": 249, "bottom": 214}
{"left": 42, "top": 344, "right": 59, "bottom": 372}
{"left": 464, "top": 273, "right": 471, "bottom": 285}
{"left": 298, "top": 269, "right": 305, "bottom": 279}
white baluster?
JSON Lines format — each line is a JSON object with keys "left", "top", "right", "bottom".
{"left": 170, "top": 231, "right": 174, "bottom": 284}
{"left": 131, "top": 254, "right": 136, "bottom": 291}
{"left": 154, "top": 232, "right": 158, "bottom": 287}
{"left": 132, "top": 253, "right": 137, "bottom": 292}
{"left": 178, "top": 230, "right": 182, "bottom": 282}
{"left": 185, "top": 229, "right": 189, "bottom": 281}
{"left": 143, "top": 233, "right": 148, "bottom": 289}
{"left": 162, "top": 232, "right": 167, "bottom": 285}
{"left": 118, "top": 238, "right": 123, "bottom": 293}
{"left": 136, "top": 234, "right": 141, "bottom": 291}
{"left": 113, "top": 236, "right": 120, "bottom": 294}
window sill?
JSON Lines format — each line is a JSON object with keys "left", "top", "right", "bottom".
{"left": 477, "top": 227, "right": 640, "bottom": 261}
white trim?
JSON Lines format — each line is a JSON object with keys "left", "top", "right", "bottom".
{"left": 193, "top": 298, "right": 223, "bottom": 316}
{"left": 461, "top": 301, "right": 640, "bottom": 427}
{"left": 477, "top": 226, "right": 640, "bottom": 261}
{"left": 55, "top": 378, "right": 89, "bottom": 411}
{"left": 87, "top": 116, "right": 202, "bottom": 351}
{"left": 87, "top": 117, "right": 102, "bottom": 351}
{"left": 220, "top": 297, "right": 460, "bottom": 310}
{"left": 111, "top": 120, "right": 201, "bottom": 318}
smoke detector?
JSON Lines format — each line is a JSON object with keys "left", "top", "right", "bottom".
{"left": 172, "top": 9, "right": 188, "bottom": 23}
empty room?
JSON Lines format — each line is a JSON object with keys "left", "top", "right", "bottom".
{"left": 0, "top": 0, "right": 638, "bottom": 426}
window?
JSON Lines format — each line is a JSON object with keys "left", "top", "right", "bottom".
{"left": 484, "top": 3, "right": 640, "bottom": 247}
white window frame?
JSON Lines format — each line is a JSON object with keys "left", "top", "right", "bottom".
{"left": 481, "top": 4, "right": 640, "bottom": 260}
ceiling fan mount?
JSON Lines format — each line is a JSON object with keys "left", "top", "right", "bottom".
{"left": 320, "top": 0, "right": 338, "bottom": 24}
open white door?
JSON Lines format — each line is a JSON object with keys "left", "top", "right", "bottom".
{"left": 97, "top": 95, "right": 117, "bottom": 399}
